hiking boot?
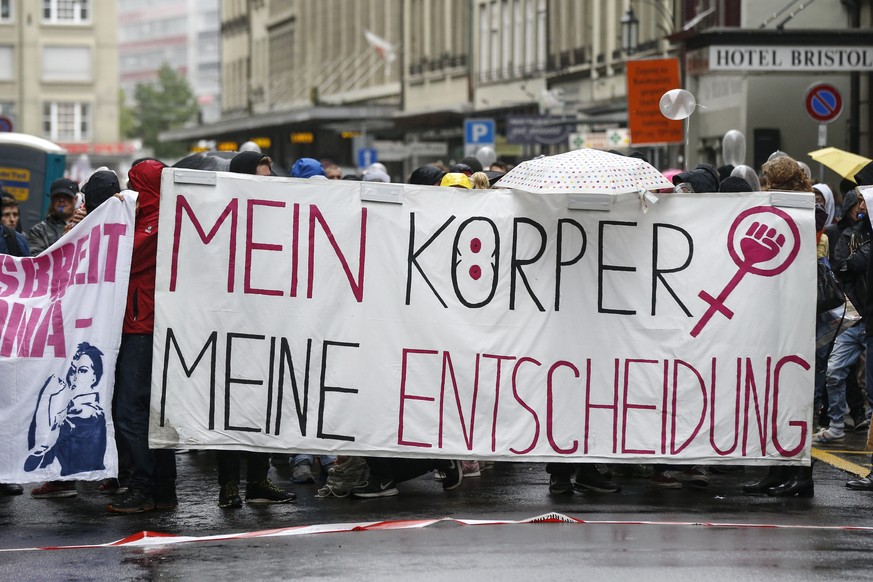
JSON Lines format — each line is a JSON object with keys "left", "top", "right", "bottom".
{"left": 812, "top": 428, "right": 844, "bottom": 445}
{"left": 677, "top": 466, "right": 710, "bottom": 488}
{"left": 106, "top": 489, "right": 155, "bottom": 514}
{"left": 352, "top": 478, "right": 399, "bottom": 498}
{"left": 218, "top": 482, "right": 242, "bottom": 508}
{"left": 154, "top": 485, "right": 178, "bottom": 510}
{"left": 650, "top": 471, "right": 682, "bottom": 489}
{"left": 441, "top": 460, "right": 464, "bottom": 491}
{"left": 245, "top": 479, "right": 296, "bottom": 504}
{"left": 31, "top": 481, "right": 77, "bottom": 498}
{"left": 548, "top": 475, "right": 574, "bottom": 495}
{"left": 573, "top": 465, "right": 621, "bottom": 494}
{"left": 291, "top": 462, "right": 315, "bottom": 484}
{"left": 0, "top": 483, "right": 24, "bottom": 495}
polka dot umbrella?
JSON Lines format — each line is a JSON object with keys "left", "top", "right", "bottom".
{"left": 494, "top": 148, "right": 674, "bottom": 194}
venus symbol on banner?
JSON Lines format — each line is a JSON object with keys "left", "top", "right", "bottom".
{"left": 690, "top": 206, "right": 800, "bottom": 337}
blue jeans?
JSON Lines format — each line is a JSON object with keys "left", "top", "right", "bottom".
{"left": 824, "top": 323, "right": 866, "bottom": 437}
{"left": 865, "top": 333, "right": 873, "bottom": 420}
{"left": 291, "top": 454, "right": 337, "bottom": 468}
{"left": 114, "top": 334, "right": 177, "bottom": 494}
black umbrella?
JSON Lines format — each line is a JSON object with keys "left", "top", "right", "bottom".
{"left": 172, "top": 151, "right": 237, "bottom": 171}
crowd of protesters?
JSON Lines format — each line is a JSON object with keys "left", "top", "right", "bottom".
{"left": 2, "top": 144, "right": 873, "bottom": 508}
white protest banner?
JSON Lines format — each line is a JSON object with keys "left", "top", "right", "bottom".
{"left": 0, "top": 194, "right": 136, "bottom": 483}
{"left": 152, "top": 171, "right": 815, "bottom": 465}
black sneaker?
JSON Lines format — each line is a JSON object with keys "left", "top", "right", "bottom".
{"left": 219, "top": 482, "right": 242, "bottom": 508}
{"left": 573, "top": 465, "right": 621, "bottom": 494}
{"left": 441, "top": 460, "right": 464, "bottom": 491}
{"left": 106, "top": 489, "right": 155, "bottom": 514}
{"left": 245, "top": 479, "right": 296, "bottom": 504}
{"left": 548, "top": 475, "right": 574, "bottom": 495}
{"left": 0, "top": 483, "right": 24, "bottom": 495}
{"left": 352, "top": 478, "right": 399, "bottom": 498}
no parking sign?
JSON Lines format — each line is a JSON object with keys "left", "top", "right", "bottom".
{"left": 804, "top": 83, "right": 842, "bottom": 124}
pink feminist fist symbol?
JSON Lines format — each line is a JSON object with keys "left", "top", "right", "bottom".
{"left": 690, "top": 206, "right": 800, "bottom": 338}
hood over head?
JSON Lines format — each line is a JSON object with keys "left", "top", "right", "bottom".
{"left": 291, "top": 158, "right": 326, "bottom": 178}
{"left": 229, "top": 151, "right": 270, "bottom": 175}
{"left": 408, "top": 165, "right": 446, "bottom": 186}
{"left": 839, "top": 189, "right": 860, "bottom": 225}
{"left": 82, "top": 170, "right": 121, "bottom": 214}
{"left": 127, "top": 159, "right": 165, "bottom": 221}
{"left": 812, "top": 183, "right": 835, "bottom": 226}
{"left": 672, "top": 163, "right": 720, "bottom": 193}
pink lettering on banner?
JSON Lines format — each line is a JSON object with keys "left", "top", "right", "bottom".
{"left": 245, "top": 199, "right": 286, "bottom": 296}
{"left": 171, "top": 195, "right": 238, "bottom": 293}
{"left": 307, "top": 205, "right": 367, "bottom": 302}
{"left": 392, "top": 350, "right": 808, "bottom": 460}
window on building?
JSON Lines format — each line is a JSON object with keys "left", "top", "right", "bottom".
{"left": 42, "top": 46, "right": 91, "bottom": 81}
{"left": 43, "top": 0, "right": 90, "bottom": 24}
{"left": 43, "top": 102, "right": 91, "bottom": 142}
{"left": 0, "top": 46, "right": 13, "bottom": 81}
{"left": 1, "top": 0, "right": 13, "bottom": 21}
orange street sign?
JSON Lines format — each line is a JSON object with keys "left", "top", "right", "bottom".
{"left": 626, "top": 58, "right": 684, "bottom": 146}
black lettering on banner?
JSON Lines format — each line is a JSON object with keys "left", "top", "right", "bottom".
{"left": 598, "top": 221, "right": 636, "bottom": 315}
{"left": 451, "top": 217, "right": 499, "bottom": 308}
{"left": 317, "top": 340, "right": 359, "bottom": 441}
{"left": 225, "top": 332, "right": 265, "bottom": 432}
{"left": 161, "top": 328, "right": 217, "bottom": 428}
{"left": 555, "top": 218, "right": 587, "bottom": 311}
{"left": 274, "top": 337, "right": 311, "bottom": 437}
{"left": 510, "top": 217, "right": 546, "bottom": 311}
{"left": 651, "top": 223, "right": 693, "bottom": 316}
{"left": 406, "top": 213, "right": 455, "bottom": 307}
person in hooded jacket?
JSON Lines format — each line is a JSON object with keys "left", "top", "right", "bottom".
{"left": 106, "top": 158, "right": 179, "bottom": 514}
{"left": 814, "top": 187, "right": 871, "bottom": 447}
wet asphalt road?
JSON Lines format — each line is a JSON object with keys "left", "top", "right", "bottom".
{"left": 2, "top": 447, "right": 873, "bottom": 581}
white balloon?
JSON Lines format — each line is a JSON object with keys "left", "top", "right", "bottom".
{"left": 659, "top": 89, "right": 697, "bottom": 120}
{"left": 721, "top": 130, "right": 746, "bottom": 167}
{"left": 476, "top": 146, "right": 497, "bottom": 167}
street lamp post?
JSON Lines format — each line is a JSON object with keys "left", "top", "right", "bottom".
{"left": 621, "top": 5, "right": 640, "bottom": 56}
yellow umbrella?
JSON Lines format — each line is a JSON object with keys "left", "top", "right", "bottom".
{"left": 808, "top": 147, "right": 872, "bottom": 183}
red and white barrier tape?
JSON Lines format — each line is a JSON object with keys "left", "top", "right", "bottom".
{"left": 4, "top": 513, "right": 873, "bottom": 552}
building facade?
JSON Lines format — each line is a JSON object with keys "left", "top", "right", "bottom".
{"left": 117, "top": 0, "right": 221, "bottom": 124}
{"left": 161, "top": 0, "right": 871, "bottom": 183}
{"left": 0, "top": 0, "right": 120, "bottom": 158}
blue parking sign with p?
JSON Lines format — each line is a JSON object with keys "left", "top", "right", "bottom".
{"left": 464, "top": 119, "right": 495, "bottom": 146}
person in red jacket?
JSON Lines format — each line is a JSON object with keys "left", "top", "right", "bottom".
{"left": 107, "top": 158, "right": 178, "bottom": 513}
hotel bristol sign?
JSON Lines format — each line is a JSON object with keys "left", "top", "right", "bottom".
{"left": 688, "top": 45, "right": 873, "bottom": 74}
